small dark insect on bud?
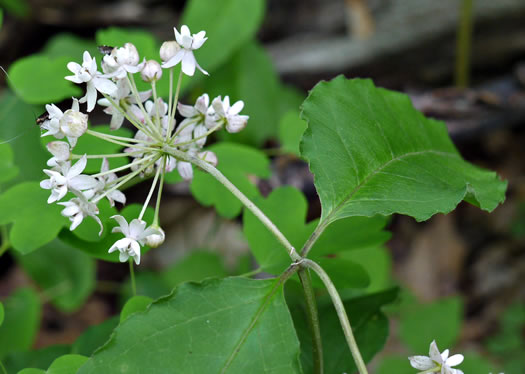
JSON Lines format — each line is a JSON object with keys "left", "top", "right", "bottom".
{"left": 36, "top": 112, "right": 49, "bottom": 126}
{"left": 98, "top": 45, "right": 115, "bottom": 55}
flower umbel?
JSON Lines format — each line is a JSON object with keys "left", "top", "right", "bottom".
{"left": 40, "top": 24, "right": 248, "bottom": 266}
{"left": 409, "top": 340, "right": 464, "bottom": 374}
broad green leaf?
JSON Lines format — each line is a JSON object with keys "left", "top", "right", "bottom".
{"left": 16, "top": 239, "right": 95, "bottom": 312}
{"left": 202, "top": 42, "right": 282, "bottom": 145}
{"left": 243, "top": 186, "right": 390, "bottom": 274}
{"left": 311, "top": 257, "right": 370, "bottom": 290}
{"left": 339, "top": 246, "right": 392, "bottom": 292}
{"left": 120, "top": 271, "right": 171, "bottom": 304}
{"left": 182, "top": 0, "right": 265, "bottom": 79}
{"left": 0, "top": 182, "right": 67, "bottom": 253}
{"left": 0, "top": 288, "right": 41, "bottom": 358}
{"left": 18, "top": 370, "right": 45, "bottom": 374}
{"left": 301, "top": 77, "right": 507, "bottom": 225}
{"left": 72, "top": 317, "right": 119, "bottom": 356}
{"left": 0, "top": 302, "right": 3, "bottom": 326}
{"left": 5, "top": 345, "right": 70, "bottom": 374}
{"left": 0, "top": 91, "right": 49, "bottom": 184}
{"left": 120, "top": 296, "right": 153, "bottom": 322}
{"left": 0, "top": 143, "right": 19, "bottom": 184}
{"left": 8, "top": 55, "right": 81, "bottom": 104}
{"left": 42, "top": 33, "right": 98, "bottom": 60}
{"left": 160, "top": 250, "right": 228, "bottom": 287}
{"left": 291, "top": 288, "right": 397, "bottom": 374}
{"left": 78, "top": 278, "right": 302, "bottom": 373}
{"left": 279, "top": 111, "right": 308, "bottom": 156}
{"left": 190, "top": 142, "right": 270, "bottom": 218}
{"left": 460, "top": 352, "right": 497, "bottom": 373}
{"left": 47, "top": 354, "right": 88, "bottom": 374}
{"left": 399, "top": 296, "right": 462, "bottom": 352}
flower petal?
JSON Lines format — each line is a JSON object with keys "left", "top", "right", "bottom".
{"left": 68, "top": 155, "right": 87, "bottom": 178}
{"left": 408, "top": 356, "right": 435, "bottom": 370}
{"left": 111, "top": 215, "right": 130, "bottom": 236}
{"left": 446, "top": 354, "right": 464, "bottom": 367}
{"left": 181, "top": 51, "right": 196, "bottom": 76}
{"left": 429, "top": 341, "right": 443, "bottom": 364}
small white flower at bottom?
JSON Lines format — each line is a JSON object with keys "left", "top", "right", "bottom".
{"left": 409, "top": 340, "right": 464, "bottom": 374}
{"left": 108, "top": 215, "right": 162, "bottom": 265}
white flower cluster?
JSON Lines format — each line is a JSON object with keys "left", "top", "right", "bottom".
{"left": 39, "top": 25, "right": 249, "bottom": 265}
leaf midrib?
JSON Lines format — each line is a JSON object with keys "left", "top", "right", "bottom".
{"left": 322, "top": 149, "right": 459, "bottom": 224}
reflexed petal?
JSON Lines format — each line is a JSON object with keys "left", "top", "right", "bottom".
{"left": 110, "top": 111, "right": 125, "bottom": 130}
{"left": 68, "top": 155, "right": 87, "bottom": 177}
{"left": 46, "top": 104, "right": 63, "bottom": 119}
{"left": 178, "top": 161, "right": 193, "bottom": 181}
{"left": 65, "top": 74, "right": 83, "bottom": 84}
{"left": 192, "top": 32, "right": 207, "bottom": 49}
{"left": 111, "top": 215, "right": 130, "bottom": 236}
{"left": 180, "top": 25, "right": 191, "bottom": 37}
{"left": 40, "top": 179, "right": 52, "bottom": 189}
{"left": 85, "top": 82, "right": 97, "bottom": 112}
{"left": 408, "top": 356, "right": 435, "bottom": 370}
{"left": 69, "top": 213, "right": 84, "bottom": 231}
{"left": 72, "top": 98, "right": 80, "bottom": 112}
{"left": 119, "top": 252, "right": 130, "bottom": 262}
{"left": 178, "top": 103, "right": 197, "bottom": 118}
{"left": 60, "top": 203, "right": 80, "bottom": 217}
{"left": 109, "top": 190, "right": 126, "bottom": 205}
{"left": 181, "top": 51, "right": 196, "bottom": 76}
{"left": 441, "top": 349, "right": 450, "bottom": 362}
{"left": 446, "top": 354, "right": 464, "bottom": 367}
{"left": 230, "top": 100, "right": 244, "bottom": 115}
{"left": 194, "top": 59, "right": 209, "bottom": 76}
{"left": 429, "top": 341, "right": 443, "bottom": 364}
{"left": 161, "top": 49, "right": 185, "bottom": 69}
{"left": 195, "top": 94, "right": 209, "bottom": 114}
{"left": 69, "top": 175, "right": 98, "bottom": 190}
{"left": 211, "top": 97, "right": 225, "bottom": 117}
{"left": 174, "top": 27, "right": 183, "bottom": 46}
{"left": 93, "top": 77, "right": 117, "bottom": 95}
{"left": 82, "top": 51, "right": 92, "bottom": 67}
{"left": 132, "top": 252, "right": 140, "bottom": 265}
{"left": 225, "top": 115, "right": 248, "bottom": 133}
{"left": 67, "top": 62, "right": 81, "bottom": 74}
{"left": 223, "top": 96, "right": 231, "bottom": 110}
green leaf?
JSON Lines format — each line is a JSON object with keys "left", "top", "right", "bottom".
{"left": 120, "top": 296, "right": 153, "bottom": 322}
{"left": 0, "top": 302, "right": 3, "bottom": 326}
{"left": 203, "top": 41, "right": 283, "bottom": 145}
{"left": 311, "top": 257, "right": 370, "bottom": 290}
{"left": 72, "top": 317, "right": 119, "bottom": 356}
{"left": 18, "top": 370, "right": 46, "bottom": 374}
{"left": 0, "top": 91, "right": 49, "bottom": 185}
{"left": 243, "top": 186, "right": 390, "bottom": 274}
{"left": 182, "top": 0, "right": 265, "bottom": 78}
{"left": 0, "top": 288, "right": 41, "bottom": 358}
{"left": 376, "top": 355, "right": 412, "bottom": 374}
{"left": 8, "top": 55, "right": 82, "bottom": 104}
{"left": 5, "top": 345, "right": 70, "bottom": 374}
{"left": 301, "top": 77, "right": 507, "bottom": 225}
{"left": 0, "top": 8, "right": 3, "bottom": 29}
{"left": 399, "top": 296, "right": 462, "bottom": 352}
{"left": 16, "top": 239, "right": 95, "bottom": 312}
{"left": 46, "top": 354, "right": 88, "bottom": 374}
{"left": 338, "top": 246, "right": 392, "bottom": 292}
{"left": 78, "top": 278, "right": 302, "bottom": 373}
{"left": 160, "top": 250, "right": 228, "bottom": 287}
{"left": 0, "top": 0, "right": 29, "bottom": 18}
{"left": 60, "top": 203, "right": 154, "bottom": 261}
{"left": 68, "top": 199, "right": 116, "bottom": 243}
{"left": 291, "top": 288, "right": 397, "bottom": 374}
{"left": 279, "top": 111, "right": 308, "bottom": 156}
{"left": 0, "top": 182, "right": 67, "bottom": 253}
{"left": 190, "top": 142, "right": 270, "bottom": 218}
{"left": 0, "top": 143, "right": 19, "bottom": 184}
{"left": 460, "top": 352, "right": 497, "bottom": 373}
{"left": 42, "top": 33, "right": 99, "bottom": 60}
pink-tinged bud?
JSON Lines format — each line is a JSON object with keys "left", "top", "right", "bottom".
{"left": 141, "top": 60, "right": 163, "bottom": 82}
{"left": 160, "top": 41, "right": 180, "bottom": 62}
{"left": 198, "top": 151, "right": 218, "bottom": 167}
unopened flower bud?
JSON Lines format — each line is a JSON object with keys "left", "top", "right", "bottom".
{"left": 114, "top": 43, "right": 140, "bottom": 66}
{"left": 160, "top": 41, "right": 180, "bottom": 62}
{"left": 60, "top": 109, "right": 88, "bottom": 138}
{"left": 198, "top": 151, "right": 218, "bottom": 167}
{"left": 145, "top": 227, "right": 165, "bottom": 248}
{"left": 141, "top": 60, "right": 163, "bottom": 82}
{"left": 47, "top": 141, "right": 71, "bottom": 162}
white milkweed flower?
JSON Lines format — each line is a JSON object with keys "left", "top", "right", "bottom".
{"left": 83, "top": 158, "right": 126, "bottom": 207}
{"left": 40, "top": 103, "right": 64, "bottom": 138}
{"left": 40, "top": 155, "right": 98, "bottom": 203}
{"left": 409, "top": 340, "right": 464, "bottom": 374}
{"left": 108, "top": 215, "right": 162, "bottom": 264}
{"left": 211, "top": 96, "right": 249, "bottom": 133}
{"left": 162, "top": 25, "right": 208, "bottom": 76}
{"left": 40, "top": 99, "right": 87, "bottom": 147}
{"left": 102, "top": 43, "right": 145, "bottom": 80}
{"left": 65, "top": 51, "right": 118, "bottom": 112}
{"left": 58, "top": 196, "right": 103, "bottom": 234}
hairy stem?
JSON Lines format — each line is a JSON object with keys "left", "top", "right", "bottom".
{"left": 302, "top": 259, "right": 368, "bottom": 374}
{"left": 164, "top": 145, "right": 302, "bottom": 262}
{"left": 298, "top": 268, "right": 324, "bottom": 374}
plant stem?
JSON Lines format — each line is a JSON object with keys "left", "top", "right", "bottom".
{"left": 153, "top": 157, "right": 167, "bottom": 226}
{"left": 298, "top": 268, "right": 324, "bottom": 374}
{"left": 455, "top": 0, "right": 474, "bottom": 88}
{"left": 139, "top": 163, "right": 162, "bottom": 220}
{"left": 164, "top": 145, "right": 302, "bottom": 262}
{"left": 129, "top": 259, "right": 137, "bottom": 296}
{"left": 302, "top": 259, "right": 369, "bottom": 374}
{"left": 300, "top": 220, "right": 329, "bottom": 258}
{"left": 167, "top": 69, "right": 183, "bottom": 141}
